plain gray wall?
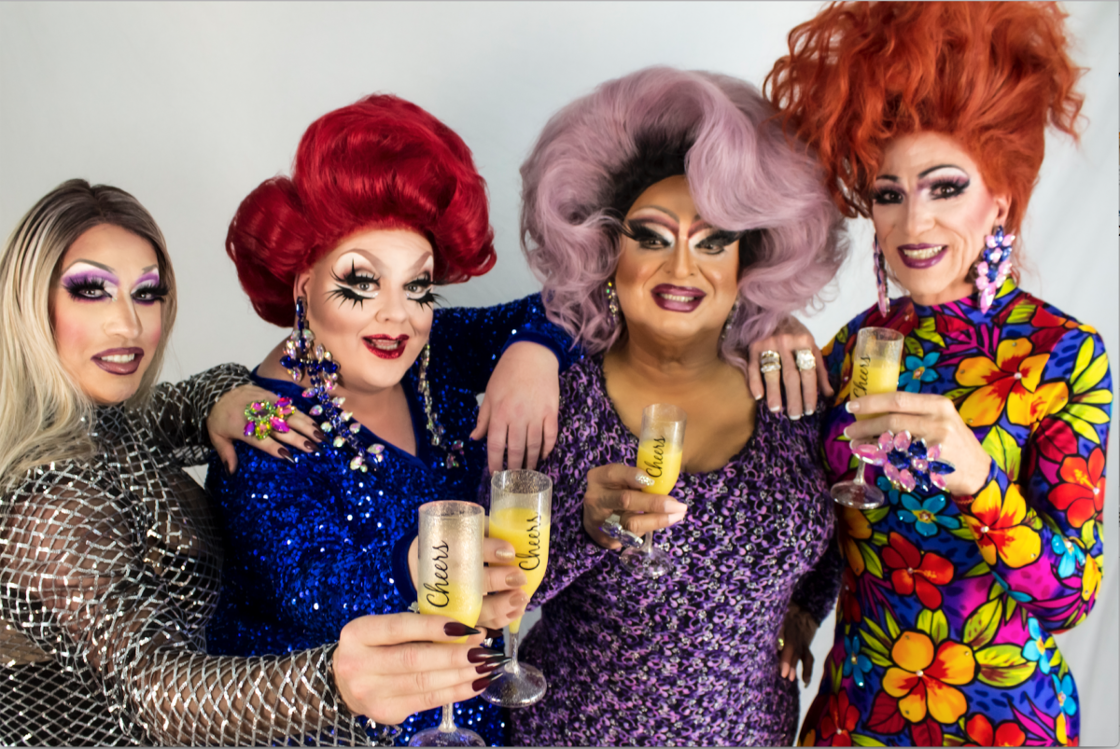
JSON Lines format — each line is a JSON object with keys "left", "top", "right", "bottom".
{"left": 1, "top": 2, "right": 1115, "bottom": 744}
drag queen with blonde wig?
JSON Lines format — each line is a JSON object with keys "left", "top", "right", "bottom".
{"left": 0, "top": 180, "right": 502, "bottom": 746}
{"left": 765, "top": 2, "right": 1111, "bottom": 744}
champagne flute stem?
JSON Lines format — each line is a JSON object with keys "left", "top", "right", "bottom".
{"left": 641, "top": 530, "right": 654, "bottom": 553}
{"left": 437, "top": 704, "right": 456, "bottom": 733}
{"left": 504, "top": 625, "right": 522, "bottom": 675}
{"left": 853, "top": 461, "right": 868, "bottom": 486}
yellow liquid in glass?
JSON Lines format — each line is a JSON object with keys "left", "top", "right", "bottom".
{"left": 851, "top": 359, "right": 901, "bottom": 421}
{"left": 418, "top": 581, "right": 482, "bottom": 643}
{"left": 489, "top": 507, "right": 550, "bottom": 634}
{"left": 637, "top": 439, "right": 683, "bottom": 495}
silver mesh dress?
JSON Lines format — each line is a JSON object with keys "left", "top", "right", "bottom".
{"left": 0, "top": 364, "right": 386, "bottom": 746}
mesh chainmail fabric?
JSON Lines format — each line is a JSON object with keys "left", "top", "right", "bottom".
{"left": 0, "top": 363, "right": 390, "bottom": 746}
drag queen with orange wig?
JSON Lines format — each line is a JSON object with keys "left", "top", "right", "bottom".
{"left": 765, "top": 3, "right": 1110, "bottom": 745}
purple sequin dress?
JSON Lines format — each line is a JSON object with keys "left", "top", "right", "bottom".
{"left": 512, "top": 356, "right": 843, "bottom": 747}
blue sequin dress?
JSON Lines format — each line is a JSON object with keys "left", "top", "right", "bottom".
{"left": 205, "top": 295, "right": 573, "bottom": 746}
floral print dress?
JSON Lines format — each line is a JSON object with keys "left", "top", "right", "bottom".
{"left": 802, "top": 280, "right": 1111, "bottom": 747}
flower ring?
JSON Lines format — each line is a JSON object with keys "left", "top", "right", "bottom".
{"left": 794, "top": 349, "right": 816, "bottom": 371}
{"left": 760, "top": 349, "right": 781, "bottom": 374}
{"left": 851, "top": 430, "right": 956, "bottom": 493}
{"left": 243, "top": 397, "right": 295, "bottom": 441}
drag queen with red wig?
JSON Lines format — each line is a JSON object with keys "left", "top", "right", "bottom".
{"left": 765, "top": 3, "right": 1111, "bottom": 744}
{"left": 204, "top": 94, "right": 574, "bottom": 746}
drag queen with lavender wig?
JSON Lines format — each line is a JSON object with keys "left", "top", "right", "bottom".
{"left": 508, "top": 67, "right": 847, "bottom": 746}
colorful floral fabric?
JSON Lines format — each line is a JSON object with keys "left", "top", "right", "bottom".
{"left": 802, "top": 281, "right": 1111, "bottom": 747}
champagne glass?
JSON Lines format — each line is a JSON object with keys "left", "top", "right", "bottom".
{"left": 830, "top": 327, "right": 905, "bottom": 509}
{"left": 481, "top": 470, "right": 552, "bottom": 708}
{"left": 410, "top": 501, "right": 486, "bottom": 748}
{"left": 620, "top": 403, "right": 686, "bottom": 579}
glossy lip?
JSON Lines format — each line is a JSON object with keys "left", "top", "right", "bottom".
{"left": 651, "top": 284, "right": 705, "bottom": 313}
{"left": 363, "top": 334, "right": 409, "bottom": 360}
{"left": 91, "top": 347, "right": 144, "bottom": 375}
{"left": 896, "top": 243, "right": 948, "bottom": 269}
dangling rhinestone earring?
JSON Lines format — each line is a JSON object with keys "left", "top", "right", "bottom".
{"left": 417, "top": 343, "right": 465, "bottom": 469}
{"left": 604, "top": 278, "right": 621, "bottom": 329}
{"left": 281, "top": 297, "right": 386, "bottom": 472}
{"left": 720, "top": 298, "right": 741, "bottom": 344}
{"left": 974, "top": 226, "right": 1015, "bottom": 314}
{"left": 873, "top": 236, "right": 890, "bottom": 317}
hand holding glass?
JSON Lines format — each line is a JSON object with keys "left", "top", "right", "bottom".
{"left": 830, "top": 327, "right": 904, "bottom": 509}
{"left": 410, "top": 501, "right": 486, "bottom": 747}
{"left": 481, "top": 469, "right": 552, "bottom": 708}
{"left": 621, "top": 403, "right": 686, "bottom": 579}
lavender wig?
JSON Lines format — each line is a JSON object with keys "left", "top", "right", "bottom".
{"left": 520, "top": 66, "right": 847, "bottom": 372}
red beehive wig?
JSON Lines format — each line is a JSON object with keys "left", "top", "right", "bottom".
{"left": 764, "top": 2, "right": 1084, "bottom": 233}
{"left": 227, "top": 94, "right": 496, "bottom": 327}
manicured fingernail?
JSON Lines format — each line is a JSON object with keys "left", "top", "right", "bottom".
{"left": 303, "top": 440, "right": 316, "bottom": 452}
{"left": 753, "top": 390, "right": 763, "bottom": 401}
{"left": 313, "top": 429, "right": 326, "bottom": 441}
{"left": 506, "top": 571, "right": 527, "bottom": 587}
{"left": 279, "top": 448, "right": 295, "bottom": 463}
{"left": 444, "top": 622, "right": 480, "bottom": 638}
{"left": 790, "top": 413, "right": 802, "bottom": 421}
{"left": 476, "top": 659, "right": 510, "bottom": 674}
{"left": 635, "top": 473, "right": 655, "bottom": 487}
{"left": 494, "top": 547, "right": 515, "bottom": 561}
{"left": 769, "top": 405, "right": 782, "bottom": 414}
{"left": 511, "top": 592, "right": 529, "bottom": 607}
{"left": 843, "top": 426, "right": 851, "bottom": 439}
{"left": 662, "top": 500, "right": 688, "bottom": 513}
{"left": 667, "top": 512, "right": 686, "bottom": 524}
{"left": 467, "top": 647, "right": 504, "bottom": 663}
{"left": 472, "top": 676, "right": 493, "bottom": 692}
{"left": 846, "top": 401, "right": 860, "bottom": 413}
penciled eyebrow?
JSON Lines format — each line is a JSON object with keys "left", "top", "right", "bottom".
{"left": 876, "top": 164, "right": 965, "bottom": 182}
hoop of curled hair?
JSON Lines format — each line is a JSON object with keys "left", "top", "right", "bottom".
{"left": 519, "top": 66, "right": 847, "bottom": 372}
{"left": 226, "top": 94, "right": 496, "bottom": 328}
{"left": 763, "top": 1, "right": 1084, "bottom": 234}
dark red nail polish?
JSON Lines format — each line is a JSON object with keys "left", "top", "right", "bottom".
{"left": 472, "top": 676, "right": 493, "bottom": 692}
{"left": 467, "top": 647, "right": 504, "bottom": 663}
{"left": 476, "top": 658, "right": 510, "bottom": 675}
{"left": 279, "top": 448, "right": 295, "bottom": 463}
{"left": 314, "top": 429, "right": 326, "bottom": 441}
{"left": 444, "top": 622, "right": 480, "bottom": 638}
{"left": 303, "top": 440, "right": 315, "bottom": 452}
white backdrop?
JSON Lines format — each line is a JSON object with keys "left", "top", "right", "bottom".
{"left": 1, "top": 2, "right": 1115, "bottom": 744}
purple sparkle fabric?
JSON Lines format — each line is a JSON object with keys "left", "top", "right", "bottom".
{"left": 511, "top": 356, "right": 842, "bottom": 747}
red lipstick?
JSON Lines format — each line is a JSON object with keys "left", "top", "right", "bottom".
{"left": 363, "top": 334, "right": 409, "bottom": 360}
{"left": 651, "top": 284, "right": 705, "bottom": 313}
{"left": 91, "top": 347, "right": 144, "bottom": 375}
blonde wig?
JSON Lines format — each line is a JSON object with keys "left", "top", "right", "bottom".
{"left": 0, "top": 179, "right": 177, "bottom": 491}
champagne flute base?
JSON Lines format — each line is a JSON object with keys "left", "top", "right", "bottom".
{"left": 481, "top": 662, "right": 547, "bottom": 707}
{"left": 830, "top": 480, "right": 885, "bottom": 509}
{"left": 619, "top": 546, "right": 673, "bottom": 579}
{"left": 409, "top": 726, "right": 486, "bottom": 747}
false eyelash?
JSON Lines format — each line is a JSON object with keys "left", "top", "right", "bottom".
{"left": 871, "top": 187, "right": 903, "bottom": 205}
{"left": 414, "top": 290, "right": 442, "bottom": 309}
{"left": 699, "top": 230, "right": 743, "bottom": 249}
{"left": 327, "top": 285, "right": 372, "bottom": 308}
{"left": 133, "top": 282, "right": 170, "bottom": 303}
{"left": 63, "top": 277, "right": 110, "bottom": 301}
{"left": 332, "top": 261, "right": 380, "bottom": 289}
{"left": 930, "top": 177, "right": 970, "bottom": 199}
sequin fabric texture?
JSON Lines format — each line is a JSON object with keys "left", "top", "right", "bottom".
{"left": 205, "top": 295, "right": 574, "bottom": 747}
{"left": 509, "top": 356, "right": 842, "bottom": 747}
{"left": 801, "top": 281, "right": 1111, "bottom": 747}
{"left": 0, "top": 364, "right": 386, "bottom": 746}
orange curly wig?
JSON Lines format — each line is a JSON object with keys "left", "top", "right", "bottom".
{"left": 764, "top": 2, "right": 1084, "bottom": 233}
